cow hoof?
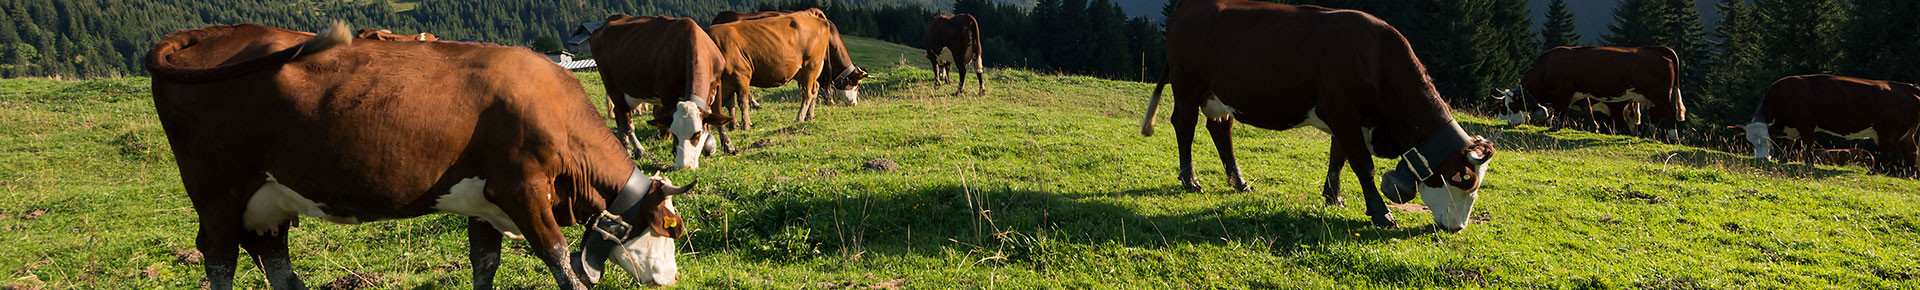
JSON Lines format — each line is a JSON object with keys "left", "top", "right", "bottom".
{"left": 1370, "top": 214, "right": 1397, "bottom": 228}
{"left": 1181, "top": 181, "right": 1203, "bottom": 193}
{"left": 1231, "top": 182, "right": 1253, "bottom": 192}
{"left": 1323, "top": 196, "right": 1344, "bottom": 206}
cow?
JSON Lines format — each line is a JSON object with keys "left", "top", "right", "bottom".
{"left": 707, "top": 8, "right": 870, "bottom": 130}
{"left": 1493, "top": 46, "right": 1686, "bottom": 141}
{"left": 925, "top": 13, "right": 985, "bottom": 96}
{"left": 1140, "top": 0, "right": 1497, "bottom": 231}
{"left": 1736, "top": 74, "right": 1920, "bottom": 173}
{"left": 590, "top": 14, "right": 736, "bottom": 170}
{"left": 355, "top": 28, "right": 438, "bottom": 41}
{"left": 146, "top": 22, "right": 691, "bottom": 289}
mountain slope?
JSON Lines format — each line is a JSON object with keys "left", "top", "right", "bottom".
{"left": 0, "top": 37, "right": 1914, "bottom": 289}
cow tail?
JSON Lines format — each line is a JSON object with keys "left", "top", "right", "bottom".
{"left": 1141, "top": 67, "right": 1171, "bottom": 137}
{"left": 146, "top": 21, "right": 352, "bottom": 83}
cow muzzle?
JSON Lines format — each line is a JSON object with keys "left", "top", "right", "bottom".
{"left": 573, "top": 170, "right": 683, "bottom": 286}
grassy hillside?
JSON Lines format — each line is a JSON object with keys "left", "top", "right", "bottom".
{"left": 2, "top": 37, "right": 1917, "bottom": 289}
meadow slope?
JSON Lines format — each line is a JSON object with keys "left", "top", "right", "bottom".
{"left": 1, "top": 37, "right": 1917, "bottom": 289}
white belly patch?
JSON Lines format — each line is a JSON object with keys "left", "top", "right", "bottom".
{"left": 243, "top": 173, "right": 361, "bottom": 235}
{"left": 435, "top": 177, "right": 525, "bottom": 239}
{"left": 1202, "top": 96, "right": 1236, "bottom": 120}
{"left": 623, "top": 94, "right": 650, "bottom": 108}
{"left": 1784, "top": 128, "right": 1801, "bottom": 139}
{"left": 1818, "top": 127, "right": 1879, "bottom": 140}
{"left": 1573, "top": 89, "right": 1650, "bottom": 104}
{"left": 1294, "top": 108, "right": 1330, "bottom": 133}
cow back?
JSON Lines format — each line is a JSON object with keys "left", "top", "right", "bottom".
{"left": 708, "top": 10, "right": 844, "bottom": 87}
{"left": 151, "top": 25, "right": 629, "bottom": 224}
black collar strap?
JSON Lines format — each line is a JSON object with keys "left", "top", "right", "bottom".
{"left": 574, "top": 167, "right": 653, "bottom": 284}
{"left": 1398, "top": 122, "right": 1471, "bottom": 181}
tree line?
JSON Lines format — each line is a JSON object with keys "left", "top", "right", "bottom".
{"left": 0, "top": 0, "right": 759, "bottom": 79}
{"left": 4, "top": 0, "right": 1919, "bottom": 142}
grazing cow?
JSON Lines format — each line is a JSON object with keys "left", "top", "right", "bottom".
{"left": 590, "top": 14, "right": 737, "bottom": 170}
{"left": 707, "top": 8, "right": 870, "bottom": 130}
{"left": 1493, "top": 46, "right": 1686, "bottom": 141}
{"left": 147, "top": 22, "right": 691, "bottom": 289}
{"left": 925, "top": 13, "right": 985, "bottom": 95}
{"left": 355, "top": 28, "right": 438, "bottom": 41}
{"left": 1141, "top": 0, "right": 1497, "bottom": 231}
{"left": 1736, "top": 74, "right": 1920, "bottom": 172}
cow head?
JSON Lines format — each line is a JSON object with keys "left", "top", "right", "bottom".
{"left": 1380, "top": 137, "right": 1496, "bottom": 232}
{"left": 826, "top": 66, "right": 869, "bottom": 106}
{"left": 668, "top": 98, "right": 730, "bottom": 170}
{"left": 575, "top": 170, "right": 695, "bottom": 287}
{"left": 1489, "top": 89, "right": 1548, "bottom": 126}
{"left": 1734, "top": 122, "right": 1774, "bottom": 160}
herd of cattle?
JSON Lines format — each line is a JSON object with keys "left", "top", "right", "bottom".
{"left": 133, "top": 0, "right": 1918, "bottom": 288}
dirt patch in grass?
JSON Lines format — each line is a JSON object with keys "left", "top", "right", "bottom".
{"left": 861, "top": 158, "right": 901, "bottom": 171}
{"left": 321, "top": 271, "right": 382, "bottom": 290}
{"left": 173, "top": 248, "right": 202, "bottom": 264}
{"left": 1387, "top": 203, "right": 1429, "bottom": 213}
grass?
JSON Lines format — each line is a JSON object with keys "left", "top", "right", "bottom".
{"left": 2, "top": 36, "right": 1918, "bottom": 289}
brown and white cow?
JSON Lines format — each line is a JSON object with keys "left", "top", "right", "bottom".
{"left": 707, "top": 8, "right": 870, "bottom": 130}
{"left": 926, "top": 13, "right": 985, "bottom": 95}
{"left": 1141, "top": 0, "right": 1496, "bottom": 231}
{"left": 147, "top": 22, "right": 689, "bottom": 289}
{"left": 1494, "top": 46, "right": 1686, "bottom": 141}
{"left": 1737, "top": 74, "right": 1920, "bottom": 172}
{"left": 591, "top": 14, "right": 736, "bottom": 170}
{"left": 355, "top": 28, "right": 438, "bottom": 41}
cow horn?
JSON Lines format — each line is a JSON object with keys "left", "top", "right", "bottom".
{"left": 1467, "top": 148, "right": 1492, "bottom": 165}
{"left": 661, "top": 180, "right": 696, "bottom": 195}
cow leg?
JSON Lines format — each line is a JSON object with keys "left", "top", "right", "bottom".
{"left": 952, "top": 59, "right": 968, "bottom": 96}
{"left": 197, "top": 211, "right": 243, "bottom": 290}
{"left": 607, "top": 92, "right": 652, "bottom": 160}
{"left": 973, "top": 55, "right": 986, "bottom": 95}
{"left": 732, "top": 82, "right": 754, "bottom": 131}
{"left": 468, "top": 217, "right": 503, "bottom": 290}
{"left": 1171, "top": 89, "right": 1205, "bottom": 192}
{"left": 1334, "top": 126, "right": 1394, "bottom": 228}
{"left": 1321, "top": 142, "right": 1346, "bottom": 206}
{"left": 491, "top": 181, "right": 587, "bottom": 289}
{"left": 1205, "top": 117, "right": 1252, "bottom": 192}
{"left": 239, "top": 221, "right": 306, "bottom": 290}
{"left": 715, "top": 124, "right": 739, "bottom": 155}
{"left": 798, "top": 78, "right": 821, "bottom": 122}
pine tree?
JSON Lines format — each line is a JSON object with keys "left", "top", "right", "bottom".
{"left": 1755, "top": 0, "right": 1848, "bottom": 76}
{"left": 1541, "top": 0, "right": 1581, "bottom": 49}
{"left": 1841, "top": 0, "right": 1920, "bottom": 84}
{"left": 1703, "top": 0, "right": 1766, "bottom": 126}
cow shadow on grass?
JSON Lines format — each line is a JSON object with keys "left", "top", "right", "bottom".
{"left": 685, "top": 184, "right": 1466, "bottom": 285}
{"left": 1642, "top": 147, "right": 1855, "bottom": 179}
{"left": 1459, "top": 121, "right": 1646, "bottom": 152}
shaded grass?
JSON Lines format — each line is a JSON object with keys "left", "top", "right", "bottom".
{"left": 1, "top": 37, "right": 1917, "bottom": 289}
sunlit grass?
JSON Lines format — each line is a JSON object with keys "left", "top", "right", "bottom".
{"left": 1, "top": 37, "right": 1915, "bottom": 289}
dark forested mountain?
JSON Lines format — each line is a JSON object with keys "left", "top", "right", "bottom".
{"left": 0, "top": 0, "right": 1062, "bottom": 79}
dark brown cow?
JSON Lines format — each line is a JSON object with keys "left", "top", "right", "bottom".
{"left": 708, "top": 8, "right": 870, "bottom": 130}
{"left": 590, "top": 14, "right": 736, "bottom": 170}
{"left": 1737, "top": 74, "right": 1920, "bottom": 172}
{"left": 1141, "top": 0, "right": 1496, "bottom": 231}
{"left": 355, "top": 28, "right": 438, "bottom": 41}
{"left": 1493, "top": 46, "right": 1686, "bottom": 141}
{"left": 925, "top": 13, "right": 985, "bottom": 95}
{"left": 147, "top": 22, "right": 691, "bottom": 289}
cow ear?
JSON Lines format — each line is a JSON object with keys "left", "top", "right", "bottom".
{"left": 661, "top": 180, "right": 696, "bottom": 195}
{"left": 703, "top": 113, "right": 732, "bottom": 126}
